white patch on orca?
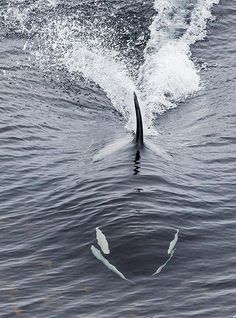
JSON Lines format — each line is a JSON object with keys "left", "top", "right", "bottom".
{"left": 91, "top": 245, "right": 134, "bottom": 283}
{"left": 96, "top": 227, "right": 110, "bottom": 254}
{"left": 152, "top": 229, "right": 179, "bottom": 276}
{"left": 152, "top": 250, "right": 175, "bottom": 276}
{"left": 168, "top": 229, "right": 179, "bottom": 255}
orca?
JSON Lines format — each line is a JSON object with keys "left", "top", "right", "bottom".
{"left": 93, "top": 92, "right": 171, "bottom": 162}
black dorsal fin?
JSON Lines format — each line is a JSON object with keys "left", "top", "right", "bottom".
{"left": 133, "top": 92, "right": 144, "bottom": 146}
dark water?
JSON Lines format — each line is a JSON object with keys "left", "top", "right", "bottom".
{"left": 0, "top": 0, "right": 236, "bottom": 317}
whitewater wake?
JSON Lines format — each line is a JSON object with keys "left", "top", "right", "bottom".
{"left": 3, "top": 0, "right": 220, "bottom": 135}
{"left": 137, "top": 0, "right": 219, "bottom": 132}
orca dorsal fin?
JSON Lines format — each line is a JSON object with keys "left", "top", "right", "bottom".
{"left": 134, "top": 92, "right": 144, "bottom": 147}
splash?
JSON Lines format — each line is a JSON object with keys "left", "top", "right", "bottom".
{"left": 183, "top": 0, "right": 220, "bottom": 45}
{"left": 3, "top": 0, "right": 220, "bottom": 135}
{"left": 61, "top": 39, "right": 136, "bottom": 123}
{"left": 29, "top": 17, "right": 137, "bottom": 130}
{"left": 137, "top": 0, "right": 220, "bottom": 131}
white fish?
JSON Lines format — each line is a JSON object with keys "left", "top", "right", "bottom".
{"left": 168, "top": 229, "right": 179, "bottom": 255}
{"left": 152, "top": 250, "right": 175, "bottom": 276}
{"left": 91, "top": 245, "right": 134, "bottom": 283}
{"left": 96, "top": 227, "right": 110, "bottom": 254}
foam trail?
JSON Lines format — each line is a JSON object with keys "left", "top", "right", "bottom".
{"left": 3, "top": 0, "right": 220, "bottom": 136}
{"left": 182, "top": 0, "right": 220, "bottom": 45}
{"left": 96, "top": 227, "right": 110, "bottom": 254}
{"left": 91, "top": 245, "right": 134, "bottom": 284}
{"left": 137, "top": 0, "right": 220, "bottom": 133}
{"left": 3, "top": 5, "right": 139, "bottom": 132}
{"left": 58, "top": 32, "right": 137, "bottom": 131}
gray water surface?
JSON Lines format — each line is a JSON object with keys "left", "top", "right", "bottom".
{"left": 0, "top": 0, "right": 235, "bottom": 317}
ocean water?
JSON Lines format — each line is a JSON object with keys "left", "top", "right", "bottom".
{"left": 0, "top": 0, "right": 235, "bottom": 317}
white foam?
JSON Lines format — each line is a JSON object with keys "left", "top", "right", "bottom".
{"left": 137, "top": 0, "right": 219, "bottom": 132}
{"left": 183, "top": 0, "right": 220, "bottom": 45}
{"left": 61, "top": 40, "right": 136, "bottom": 127}
{"left": 4, "top": 0, "right": 220, "bottom": 135}
{"left": 30, "top": 18, "right": 138, "bottom": 132}
{"left": 138, "top": 41, "right": 200, "bottom": 130}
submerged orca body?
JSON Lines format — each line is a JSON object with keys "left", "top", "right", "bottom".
{"left": 93, "top": 92, "right": 171, "bottom": 162}
{"left": 133, "top": 92, "right": 144, "bottom": 147}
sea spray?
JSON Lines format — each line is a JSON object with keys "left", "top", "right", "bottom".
{"left": 137, "top": 0, "right": 221, "bottom": 131}
{"left": 3, "top": 0, "right": 220, "bottom": 135}
{"left": 168, "top": 229, "right": 179, "bottom": 255}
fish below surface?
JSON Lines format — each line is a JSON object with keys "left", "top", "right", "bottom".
{"left": 0, "top": 0, "right": 235, "bottom": 317}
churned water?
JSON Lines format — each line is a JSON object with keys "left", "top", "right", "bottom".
{"left": 0, "top": 0, "right": 235, "bottom": 317}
